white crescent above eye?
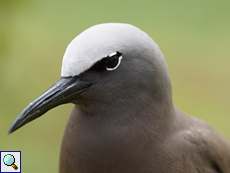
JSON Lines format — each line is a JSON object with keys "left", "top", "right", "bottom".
{"left": 106, "top": 52, "right": 123, "bottom": 71}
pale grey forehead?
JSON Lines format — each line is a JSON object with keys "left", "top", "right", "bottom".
{"left": 61, "top": 23, "right": 157, "bottom": 77}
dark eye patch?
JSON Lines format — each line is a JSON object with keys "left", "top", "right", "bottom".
{"left": 90, "top": 51, "right": 122, "bottom": 72}
{"left": 90, "top": 58, "right": 107, "bottom": 71}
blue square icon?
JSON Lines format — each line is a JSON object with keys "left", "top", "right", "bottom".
{"left": 0, "top": 151, "right": 21, "bottom": 173}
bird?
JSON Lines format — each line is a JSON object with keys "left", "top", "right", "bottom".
{"left": 8, "top": 23, "right": 230, "bottom": 173}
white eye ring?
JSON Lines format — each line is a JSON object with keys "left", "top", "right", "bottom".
{"left": 106, "top": 55, "right": 123, "bottom": 71}
{"left": 105, "top": 52, "right": 123, "bottom": 71}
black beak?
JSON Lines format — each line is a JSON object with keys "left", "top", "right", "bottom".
{"left": 8, "top": 76, "right": 92, "bottom": 134}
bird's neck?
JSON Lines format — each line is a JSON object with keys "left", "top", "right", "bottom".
{"left": 59, "top": 99, "right": 176, "bottom": 172}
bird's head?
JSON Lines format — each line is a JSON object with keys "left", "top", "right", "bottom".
{"left": 8, "top": 23, "right": 172, "bottom": 134}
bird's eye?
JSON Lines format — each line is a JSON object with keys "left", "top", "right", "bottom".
{"left": 90, "top": 51, "right": 122, "bottom": 72}
{"left": 105, "top": 51, "right": 122, "bottom": 71}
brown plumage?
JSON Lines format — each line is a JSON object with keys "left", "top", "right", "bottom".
{"left": 9, "top": 23, "right": 230, "bottom": 173}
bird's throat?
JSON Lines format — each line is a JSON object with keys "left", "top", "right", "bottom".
{"left": 59, "top": 105, "right": 175, "bottom": 172}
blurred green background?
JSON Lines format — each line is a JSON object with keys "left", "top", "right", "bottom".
{"left": 1, "top": 0, "right": 230, "bottom": 172}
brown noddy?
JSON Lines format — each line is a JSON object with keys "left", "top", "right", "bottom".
{"left": 9, "top": 23, "right": 230, "bottom": 173}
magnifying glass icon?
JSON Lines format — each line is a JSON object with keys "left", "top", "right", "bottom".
{"left": 3, "top": 154, "right": 18, "bottom": 170}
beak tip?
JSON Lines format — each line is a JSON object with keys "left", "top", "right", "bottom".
{"left": 8, "top": 128, "right": 13, "bottom": 135}
{"left": 8, "top": 125, "right": 16, "bottom": 135}
{"left": 8, "top": 119, "right": 20, "bottom": 135}
{"left": 7, "top": 77, "right": 92, "bottom": 135}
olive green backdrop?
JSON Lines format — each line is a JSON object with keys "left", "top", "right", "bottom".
{"left": 1, "top": 0, "right": 230, "bottom": 172}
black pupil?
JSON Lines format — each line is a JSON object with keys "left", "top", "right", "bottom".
{"left": 91, "top": 52, "right": 122, "bottom": 71}
{"left": 105, "top": 55, "right": 118, "bottom": 68}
